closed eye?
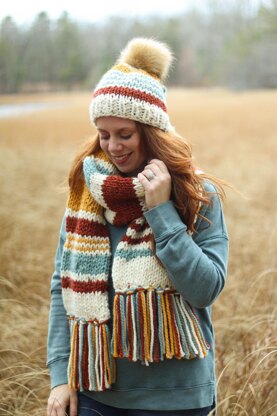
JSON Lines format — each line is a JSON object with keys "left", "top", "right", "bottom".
{"left": 120, "top": 134, "right": 132, "bottom": 140}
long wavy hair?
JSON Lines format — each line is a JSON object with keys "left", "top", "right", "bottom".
{"left": 68, "top": 123, "right": 226, "bottom": 232}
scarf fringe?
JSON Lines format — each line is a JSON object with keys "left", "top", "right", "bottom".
{"left": 67, "top": 317, "right": 115, "bottom": 392}
{"left": 112, "top": 288, "right": 210, "bottom": 365}
{"left": 66, "top": 289, "right": 210, "bottom": 392}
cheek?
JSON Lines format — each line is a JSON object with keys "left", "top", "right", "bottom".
{"left": 99, "top": 141, "right": 107, "bottom": 152}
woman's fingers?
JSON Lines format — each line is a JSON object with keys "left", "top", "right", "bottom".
{"left": 47, "top": 384, "right": 73, "bottom": 416}
{"left": 69, "top": 390, "right": 78, "bottom": 416}
{"left": 137, "top": 159, "right": 172, "bottom": 209}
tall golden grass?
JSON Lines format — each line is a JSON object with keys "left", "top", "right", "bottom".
{"left": 0, "top": 89, "right": 276, "bottom": 415}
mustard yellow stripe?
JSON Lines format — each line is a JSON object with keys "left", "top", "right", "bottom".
{"left": 161, "top": 293, "right": 171, "bottom": 359}
{"left": 69, "top": 322, "right": 78, "bottom": 389}
{"left": 165, "top": 293, "right": 175, "bottom": 357}
{"left": 192, "top": 320, "right": 208, "bottom": 357}
{"left": 68, "top": 185, "right": 103, "bottom": 215}
{"left": 113, "top": 63, "right": 159, "bottom": 80}
{"left": 102, "top": 325, "right": 112, "bottom": 385}
{"left": 141, "top": 291, "right": 150, "bottom": 362}
{"left": 64, "top": 241, "right": 109, "bottom": 253}
{"left": 66, "top": 234, "right": 109, "bottom": 246}
{"left": 145, "top": 290, "right": 151, "bottom": 360}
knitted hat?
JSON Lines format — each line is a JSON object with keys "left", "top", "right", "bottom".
{"left": 89, "top": 38, "right": 174, "bottom": 132}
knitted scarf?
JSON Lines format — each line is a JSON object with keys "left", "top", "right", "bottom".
{"left": 60, "top": 150, "right": 210, "bottom": 392}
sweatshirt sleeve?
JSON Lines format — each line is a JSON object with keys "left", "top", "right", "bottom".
{"left": 144, "top": 182, "right": 229, "bottom": 309}
{"left": 46, "top": 215, "right": 70, "bottom": 389}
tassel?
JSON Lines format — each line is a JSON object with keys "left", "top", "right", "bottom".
{"left": 156, "top": 291, "right": 165, "bottom": 360}
{"left": 67, "top": 317, "right": 114, "bottom": 392}
{"left": 78, "top": 322, "right": 84, "bottom": 391}
{"left": 112, "top": 288, "right": 209, "bottom": 365}
{"left": 151, "top": 289, "right": 160, "bottom": 363}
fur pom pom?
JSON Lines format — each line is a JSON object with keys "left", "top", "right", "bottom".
{"left": 118, "top": 38, "right": 173, "bottom": 81}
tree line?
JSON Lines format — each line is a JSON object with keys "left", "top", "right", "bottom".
{"left": 0, "top": 1, "right": 276, "bottom": 94}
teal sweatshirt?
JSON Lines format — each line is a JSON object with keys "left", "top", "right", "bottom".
{"left": 47, "top": 182, "right": 228, "bottom": 411}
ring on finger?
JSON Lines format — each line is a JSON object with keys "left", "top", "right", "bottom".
{"left": 147, "top": 172, "right": 155, "bottom": 181}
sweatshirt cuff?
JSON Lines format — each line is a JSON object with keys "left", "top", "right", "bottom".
{"left": 48, "top": 358, "right": 69, "bottom": 389}
{"left": 144, "top": 200, "right": 186, "bottom": 241}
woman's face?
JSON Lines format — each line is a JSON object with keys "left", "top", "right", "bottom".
{"left": 96, "top": 116, "right": 146, "bottom": 176}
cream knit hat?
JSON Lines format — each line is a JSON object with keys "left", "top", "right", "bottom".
{"left": 89, "top": 38, "right": 174, "bottom": 132}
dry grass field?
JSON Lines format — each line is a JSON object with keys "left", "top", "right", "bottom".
{"left": 0, "top": 89, "right": 276, "bottom": 415}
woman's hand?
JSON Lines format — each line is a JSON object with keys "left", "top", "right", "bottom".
{"left": 138, "top": 159, "right": 172, "bottom": 210}
{"left": 47, "top": 384, "right": 77, "bottom": 416}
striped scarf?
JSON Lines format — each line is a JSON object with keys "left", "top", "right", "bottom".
{"left": 61, "top": 150, "right": 210, "bottom": 392}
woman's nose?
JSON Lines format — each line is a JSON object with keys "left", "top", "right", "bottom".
{"left": 108, "top": 137, "right": 122, "bottom": 153}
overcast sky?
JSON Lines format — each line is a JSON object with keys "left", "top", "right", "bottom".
{"left": 0, "top": 0, "right": 270, "bottom": 24}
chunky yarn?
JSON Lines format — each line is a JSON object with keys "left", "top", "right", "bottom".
{"left": 60, "top": 150, "right": 210, "bottom": 392}
{"left": 89, "top": 38, "right": 174, "bottom": 132}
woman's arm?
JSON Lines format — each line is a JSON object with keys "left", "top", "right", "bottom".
{"left": 144, "top": 182, "right": 229, "bottom": 309}
{"left": 46, "top": 215, "right": 70, "bottom": 388}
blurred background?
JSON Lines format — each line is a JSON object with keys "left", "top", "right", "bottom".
{"left": 0, "top": 1, "right": 277, "bottom": 415}
{"left": 1, "top": 0, "right": 277, "bottom": 93}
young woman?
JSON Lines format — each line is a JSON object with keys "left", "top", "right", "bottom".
{"left": 47, "top": 38, "right": 228, "bottom": 416}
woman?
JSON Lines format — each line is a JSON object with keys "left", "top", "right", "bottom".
{"left": 47, "top": 38, "right": 228, "bottom": 416}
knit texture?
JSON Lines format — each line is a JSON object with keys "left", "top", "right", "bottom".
{"left": 89, "top": 38, "right": 174, "bottom": 132}
{"left": 60, "top": 150, "right": 210, "bottom": 392}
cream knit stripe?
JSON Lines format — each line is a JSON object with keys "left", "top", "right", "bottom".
{"left": 132, "top": 179, "right": 148, "bottom": 211}
{"left": 78, "top": 323, "right": 84, "bottom": 391}
{"left": 104, "top": 209, "right": 117, "bottom": 224}
{"left": 148, "top": 290, "right": 154, "bottom": 362}
{"left": 178, "top": 297, "right": 204, "bottom": 358}
{"left": 125, "top": 225, "right": 152, "bottom": 238}
{"left": 65, "top": 208, "right": 106, "bottom": 224}
{"left": 62, "top": 290, "right": 110, "bottom": 322}
{"left": 117, "top": 241, "right": 152, "bottom": 251}
{"left": 88, "top": 172, "right": 109, "bottom": 209}
{"left": 131, "top": 294, "right": 138, "bottom": 361}
{"left": 112, "top": 256, "right": 171, "bottom": 291}
{"left": 94, "top": 325, "right": 100, "bottom": 390}
{"left": 89, "top": 95, "right": 172, "bottom": 132}
{"left": 61, "top": 270, "right": 107, "bottom": 283}
{"left": 88, "top": 324, "right": 94, "bottom": 390}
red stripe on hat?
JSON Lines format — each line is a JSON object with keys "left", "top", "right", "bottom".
{"left": 93, "top": 86, "right": 167, "bottom": 113}
{"left": 62, "top": 277, "right": 108, "bottom": 293}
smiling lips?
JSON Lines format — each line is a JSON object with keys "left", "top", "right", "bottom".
{"left": 111, "top": 152, "right": 132, "bottom": 165}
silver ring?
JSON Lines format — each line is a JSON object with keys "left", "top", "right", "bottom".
{"left": 147, "top": 172, "right": 155, "bottom": 181}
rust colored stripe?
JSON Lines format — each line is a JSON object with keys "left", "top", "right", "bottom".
{"left": 138, "top": 291, "right": 145, "bottom": 361}
{"left": 66, "top": 217, "right": 108, "bottom": 237}
{"left": 94, "top": 86, "right": 167, "bottom": 113}
{"left": 61, "top": 277, "right": 108, "bottom": 294}
{"left": 116, "top": 296, "right": 123, "bottom": 358}
{"left": 101, "top": 176, "right": 143, "bottom": 226}
{"left": 129, "top": 221, "right": 150, "bottom": 232}
{"left": 122, "top": 234, "right": 152, "bottom": 245}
